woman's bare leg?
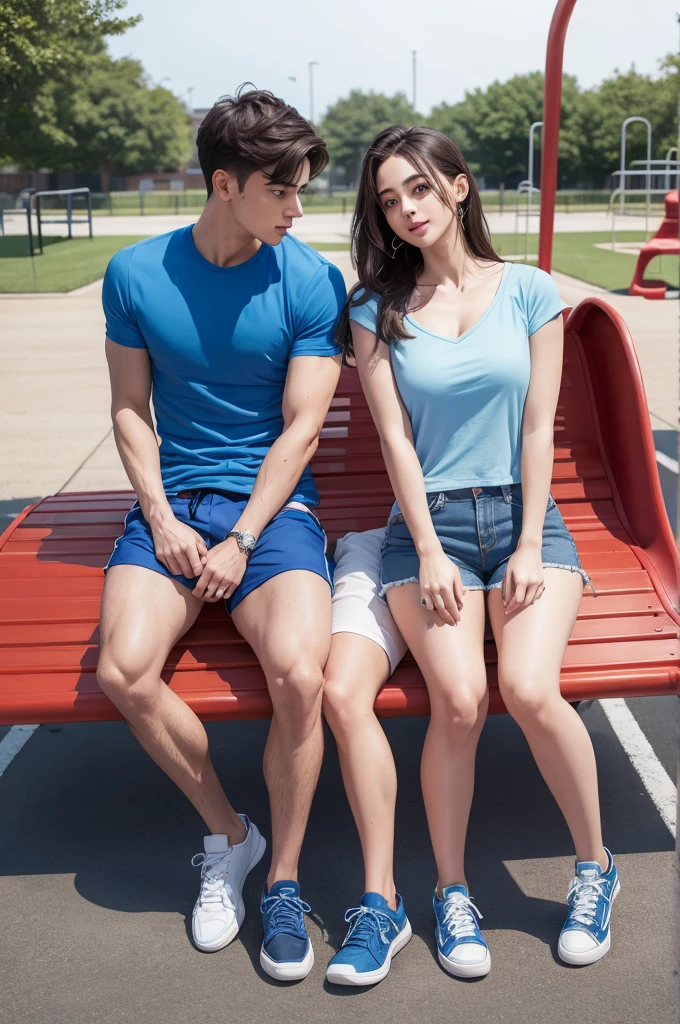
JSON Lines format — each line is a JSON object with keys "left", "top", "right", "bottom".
{"left": 323, "top": 633, "right": 397, "bottom": 906}
{"left": 386, "top": 585, "right": 488, "bottom": 891}
{"left": 488, "top": 569, "right": 607, "bottom": 867}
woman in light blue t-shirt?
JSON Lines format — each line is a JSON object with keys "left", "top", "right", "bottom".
{"left": 323, "top": 126, "right": 618, "bottom": 986}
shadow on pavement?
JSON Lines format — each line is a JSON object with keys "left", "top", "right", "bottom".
{"left": 0, "top": 705, "right": 673, "bottom": 964}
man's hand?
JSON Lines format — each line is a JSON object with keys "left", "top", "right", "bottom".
{"left": 192, "top": 537, "right": 248, "bottom": 603}
{"left": 150, "top": 514, "right": 208, "bottom": 579}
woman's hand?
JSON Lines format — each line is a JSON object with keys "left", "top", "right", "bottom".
{"left": 192, "top": 536, "right": 248, "bottom": 603}
{"left": 418, "top": 547, "right": 465, "bottom": 626}
{"left": 502, "top": 543, "right": 545, "bottom": 614}
{"left": 150, "top": 514, "right": 208, "bottom": 579}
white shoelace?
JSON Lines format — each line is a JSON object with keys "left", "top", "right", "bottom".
{"left": 343, "top": 906, "right": 395, "bottom": 948}
{"left": 441, "top": 894, "right": 484, "bottom": 941}
{"left": 566, "top": 876, "right": 608, "bottom": 927}
{"left": 191, "top": 850, "right": 235, "bottom": 911}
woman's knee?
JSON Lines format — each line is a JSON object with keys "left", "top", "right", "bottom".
{"left": 430, "top": 683, "right": 487, "bottom": 738}
{"left": 499, "top": 671, "right": 555, "bottom": 725}
{"left": 323, "top": 676, "right": 373, "bottom": 733}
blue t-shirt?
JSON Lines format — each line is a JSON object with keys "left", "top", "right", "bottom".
{"left": 349, "top": 262, "right": 567, "bottom": 491}
{"left": 103, "top": 226, "right": 345, "bottom": 505}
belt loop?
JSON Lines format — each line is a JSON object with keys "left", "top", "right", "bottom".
{"left": 502, "top": 484, "right": 512, "bottom": 504}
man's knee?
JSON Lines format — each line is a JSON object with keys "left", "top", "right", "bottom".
{"left": 269, "top": 661, "right": 324, "bottom": 722}
{"left": 96, "top": 644, "right": 161, "bottom": 716}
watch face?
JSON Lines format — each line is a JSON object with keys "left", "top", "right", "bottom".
{"left": 241, "top": 531, "right": 256, "bottom": 550}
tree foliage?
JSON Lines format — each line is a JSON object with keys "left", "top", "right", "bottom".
{"left": 318, "top": 90, "right": 418, "bottom": 185}
{"left": 0, "top": 0, "right": 138, "bottom": 150}
{"left": 321, "top": 63, "right": 679, "bottom": 189}
{"left": 1, "top": 3, "right": 192, "bottom": 183}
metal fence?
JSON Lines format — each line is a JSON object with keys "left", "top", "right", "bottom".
{"left": 1, "top": 187, "right": 668, "bottom": 223}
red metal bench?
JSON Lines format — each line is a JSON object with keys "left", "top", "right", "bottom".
{"left": 629, "top": 190, "right": 680, "bottom": 300}
{"left": 1, "top": 297, "right": 679, "bottom": 726}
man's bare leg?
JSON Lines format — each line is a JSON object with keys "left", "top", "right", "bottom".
{"left": 97, "top": 564, "right": 245, "bottom": 841}
{"left": 232, "top": 569, "right": 331, "bottom": 887}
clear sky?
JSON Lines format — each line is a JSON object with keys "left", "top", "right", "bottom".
{"left": 108, "top": 0, "right": 678, "bottom": 118}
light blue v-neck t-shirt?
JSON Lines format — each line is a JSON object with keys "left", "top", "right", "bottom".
{"left": 349, "top": 262, "right": 567, "bottom": 490}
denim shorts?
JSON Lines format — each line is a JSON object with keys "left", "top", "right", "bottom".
{"left": 379, "top": 483, "right": 592, "bottom": 596}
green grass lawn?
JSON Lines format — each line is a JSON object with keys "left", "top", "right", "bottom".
{"left": 494, "top": 231, "right": 678, "bottom": 292}
{"left": 314, "top": 231, "right": 678, "bottom": 293}
{"left": 0, "top": 235, "right": 145, "bottom": 293}
{"left": 1, "top": 230, "right": 676, "bottom": 294}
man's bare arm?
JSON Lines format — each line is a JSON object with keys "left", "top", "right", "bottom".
{"left": 192, "top": 352, "right": 342, "bottom": 602}
{"left": 236, "top": 352, "right": 342, "bottom": 537}
{"left": 105, "top": 339, "right": 207, "bottom": 577}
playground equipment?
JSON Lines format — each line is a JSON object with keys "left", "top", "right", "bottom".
{"left": 0, "top": 0, "right": 679, "bottom": 726}
{"left": 629, "top": 190, "right": 680, "bottom": 299}
{"left": 33, "top": 187, "right": 93, "bottom": 254}
{"left": 0, "top": 187, "right": 93, "bottom": 256}
{"left": 515, "top": 180, "right": 540, "bottom": 261}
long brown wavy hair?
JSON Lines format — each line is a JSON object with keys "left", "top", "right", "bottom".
{"left": 336, "top": 125, "right": 502, "bottom": 360}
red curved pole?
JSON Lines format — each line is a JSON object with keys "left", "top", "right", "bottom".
{"left": 538, "top": 0, "right": 578, "bottom": 272}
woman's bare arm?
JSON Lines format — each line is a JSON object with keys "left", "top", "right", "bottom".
{"left": 352, "top": 321, "right": 463, "bottom": 623}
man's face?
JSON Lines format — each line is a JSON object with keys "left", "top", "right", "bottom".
{"left": 226, "top": 158, "right": 311, "bottom": 245}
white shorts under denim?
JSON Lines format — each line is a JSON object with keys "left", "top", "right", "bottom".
{"left": 331, "top": 528, "right": 408, "bottom": 676}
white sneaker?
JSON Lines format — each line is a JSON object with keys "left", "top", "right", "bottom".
{"left": 191, "top": 814, "right": 266, "bottom": 952}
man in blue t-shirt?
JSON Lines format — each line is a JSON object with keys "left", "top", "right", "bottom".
{"left": 98, "top": 88, "right": 346, "bottom": 980}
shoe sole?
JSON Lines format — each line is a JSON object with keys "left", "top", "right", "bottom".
{"left": 192, "top": 829, "right": 267, "bottom": 953}
{"left": 557, "top": 878, "right": 620, "bottom": 966}
{"left": 260, "top": 941, "right": 315, "bottom": 982}
{"left": 438, "top": 946, "right": 491, "bottom": 979}
{"left": 325, "top": 919, "right": 413, "bottom": 986}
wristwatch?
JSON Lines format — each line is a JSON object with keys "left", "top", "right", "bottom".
{"left": 226, "top": 529, "right": 257, "bottom": 558}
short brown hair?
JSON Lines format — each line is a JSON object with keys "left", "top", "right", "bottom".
{"left": 197, "top": 85, "right": 329, "bottom": 196}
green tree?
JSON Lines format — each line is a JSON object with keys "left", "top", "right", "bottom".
{"left": 16, "top": 54, "right": 193, "bottom": 190}
{"left": 318, "top": 90, "right": 418, "bottom": 186}
{"left": 573, "top": 63, "right": 678, "bottom": 186}
{"left": 0, "top": 0, "right": 138, "bottom": 155}
{"left": 429, "top": 72, "right": 582, "bottom": 188}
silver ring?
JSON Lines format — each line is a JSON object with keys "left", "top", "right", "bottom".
{"left": 216, "top": 589, "right": 225, "bottom": 598}
{"left": 435, "top": 593, "right": 445, "bottom": 608}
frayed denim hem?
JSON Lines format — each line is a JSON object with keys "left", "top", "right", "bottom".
{"left": 543, "top": 562, "right": 596, "bottom": 594}
{"left": 378, "top": 576, "right": 419, "bottom": 598}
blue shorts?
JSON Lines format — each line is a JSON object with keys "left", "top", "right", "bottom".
{"left": 105, "top": 489, "right": 332, "bottom": 613}
{"left": 380, "top": 483, "right": 592, "bottom": 595}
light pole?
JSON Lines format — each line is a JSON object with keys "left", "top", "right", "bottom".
{"left": 186, "top": 87, "right": 194, "bottom": 114}
{"left": 308, "top": 61, "right": 319, "bottom": 123}
{"left": 412, "top": 50, "right": 417, "bottom": 110}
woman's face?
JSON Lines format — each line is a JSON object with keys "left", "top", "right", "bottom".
{"left": 375, "top": 153, "right": 468, "bottom": 251}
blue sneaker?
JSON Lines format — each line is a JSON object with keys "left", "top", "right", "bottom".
{"left": 260, "top": 880, "right": 314, "bottom": 981}
{"left": 434, "top": 884, "right": 491, "bottom": 978}
{"left": 325, "top": 892, "right": 412, "bottom": 986}
{"left": 558, "top": 848, "right": 620, "bottom": 965}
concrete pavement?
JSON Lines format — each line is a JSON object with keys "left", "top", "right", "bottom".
{"left": 0, "top": 707, "right": 677, "bottom": 1024}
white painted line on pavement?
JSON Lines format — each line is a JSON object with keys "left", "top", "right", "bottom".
{"left": 598, "top": 698, "right": 676, "bottom": 837}
{"left": 656, "top": 450, "right": 679, "bottom": 474}
{"left": 0, "top": 725, "right": 39, "bottom": 778}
